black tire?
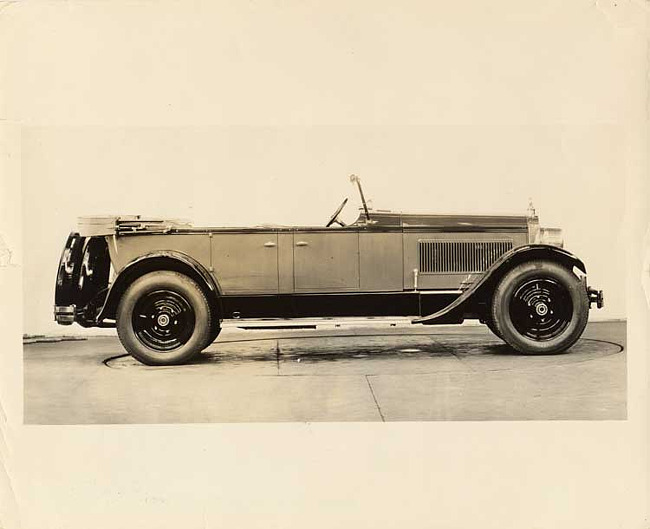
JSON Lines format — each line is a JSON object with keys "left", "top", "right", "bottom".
{"left": 491, "top": 260, "right": 589, "bottom": 354}
{"left": 484, "top": 316, "right": 503, "bottom": 340}
{"left": 204, "top": 320, "right": 222, "bottom": 349}
{"left": 116, "top": 271, "right": 212, "bottom": 365}
{"left": 77, "top": 238, "right": 111, "bottom": 307}
{"left": 55, "top": 233, "right": 84, "bottom": 306}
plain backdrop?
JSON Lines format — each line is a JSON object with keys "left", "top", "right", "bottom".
{"left": 22, "top": 123, "right": 625, "bottom": 336}
{"left": 7, "top": 1, "right": 635, "bottom": 333}
{"left": 1, "top": 2, "right": 648, "bottom": 529}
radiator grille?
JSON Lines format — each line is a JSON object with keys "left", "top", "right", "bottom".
{"left": 418, "top": 240, "right": 513, "bottom": 274}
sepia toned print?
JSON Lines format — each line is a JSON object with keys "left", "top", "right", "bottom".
{"left": 6, "top": 0, "right": 647, "bottom": 527}
{"left": 22, "top": 170, "right": 625, "bottom": 425}
{"left": 54, "top": 176, "right": 603, "bottom": 366}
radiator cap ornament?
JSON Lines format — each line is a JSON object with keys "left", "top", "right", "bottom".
{"left": 527, "top": 198, "right": 536, "bottom": 218}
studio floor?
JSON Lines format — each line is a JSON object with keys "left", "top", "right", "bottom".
{"left": 23, "top": 320, "right": 626, "bottom": 424}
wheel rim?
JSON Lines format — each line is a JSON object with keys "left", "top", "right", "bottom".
{"left": 509, "top": 277, "right": 573, "bottom": 341}
{"left": 132, "top": 289, "right": 195, "bottom": 351}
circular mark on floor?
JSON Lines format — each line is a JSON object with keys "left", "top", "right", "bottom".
{"left": 104, "top": 332, "right": 623, "bottom": 372}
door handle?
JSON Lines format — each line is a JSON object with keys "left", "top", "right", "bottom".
{"left": 295, "top": 241, "right": 309, "bottom": 247}
{"left": 264, "top": 242, "right": 277, "bottom": 248}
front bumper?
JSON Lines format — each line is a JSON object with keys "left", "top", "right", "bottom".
{"left": 587, "top": 287, "right": 604, "bottom": 309}
{"left": 54, "top": 305, "right": 76, "bottom": 325}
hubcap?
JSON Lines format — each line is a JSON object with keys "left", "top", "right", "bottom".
{"left": 132, "top": 289, "right": 195, "bottom": 352}
{"left": 509, "top": 277, "right": 572, "bottom": 341}
{"left": 535, "top": 302, "right": 549, "bottom": 316}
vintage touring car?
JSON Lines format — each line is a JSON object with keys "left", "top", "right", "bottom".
{"left": 55, "top": 176, "right": 603, "bottom": 365}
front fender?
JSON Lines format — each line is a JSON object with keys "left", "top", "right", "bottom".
{"left": 412, "top": 244, "right": 587, "bottom": 325}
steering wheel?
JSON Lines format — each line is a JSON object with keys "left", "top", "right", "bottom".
{"left": 326, "top": 198, "right": 348, "bottom": 227}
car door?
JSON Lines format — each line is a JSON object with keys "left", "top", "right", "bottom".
{"left": 293, "top": 229, "right": 359, "bottom": 292}
{"left": 211, "top": 231, "right": 279, "bottom": 294}
{"left": 358, "top": 230, "right": 403, "bottom": 291}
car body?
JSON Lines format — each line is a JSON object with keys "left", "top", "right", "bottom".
{"left": 55, "top": 177, "right": 604, "bottom": 365}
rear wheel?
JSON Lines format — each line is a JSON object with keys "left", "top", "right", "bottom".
{"left": 491, "top": 260, "right": 589, "bottom": 354}
{"left": 117, "top": 271, "right": 212, "bottom": 365}
{"left": 204, "top": 319, "right": 222, "bottom": 349}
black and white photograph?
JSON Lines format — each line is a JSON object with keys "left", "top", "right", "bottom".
{"left": 1, "top": 1, "right": 648, "bottom": 528}
{"left": 26, "top": 155, "right": 623, "bottom": 424}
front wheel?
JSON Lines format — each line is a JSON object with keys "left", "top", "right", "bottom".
{"left": 484, "top": 316, "right": 503, "bottom": 340}
{"left": 116, "top": 271, "right": 212, "bottom": 365}
{"left": 490, "top": 260, "right": 589, "bottom": 354}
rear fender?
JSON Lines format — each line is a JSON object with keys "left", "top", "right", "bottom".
{"left": 413, "top": 244, "right": 587, "bottom": 325}
{"left": 97, "top": 251, "right": 221, "bottom": 324}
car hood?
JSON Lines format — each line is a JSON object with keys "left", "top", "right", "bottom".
{"left": 360, "top": 211, "right": 529, "bottom": 231}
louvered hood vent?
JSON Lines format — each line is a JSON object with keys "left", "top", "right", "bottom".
{"left": 418, "top": 239, "right": 513, "bottom": 274}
